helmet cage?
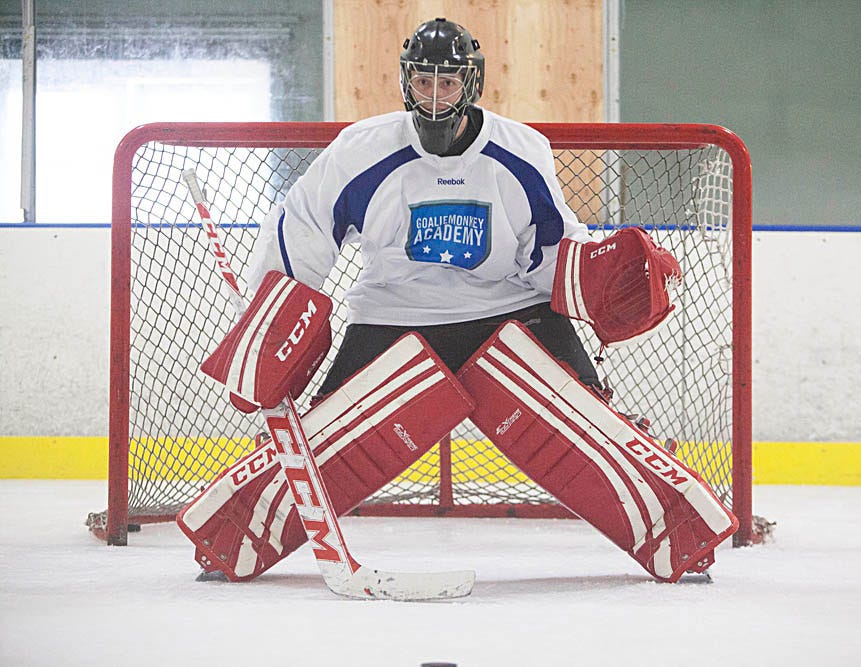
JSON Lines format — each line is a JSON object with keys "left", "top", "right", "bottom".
{"left": 400, "top": 60, "right": 481, "bottom": 121}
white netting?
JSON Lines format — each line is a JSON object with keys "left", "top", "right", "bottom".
{"left": 104, "top": 132, "right": 737, "bottom": 525}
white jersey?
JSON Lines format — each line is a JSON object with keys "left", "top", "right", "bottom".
{"left": 248, "top": 108, "right": 591, "bottom": 326}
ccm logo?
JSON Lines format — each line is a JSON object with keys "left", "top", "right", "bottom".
{"left": 272, "top": 423, "right": 346, "bottom": 564}
{"left": 623, "top": 438, "right": 689, "bottom": 486}
{"left": 589, "top": 242, "right": 616, "bottom": 259}
{"left": 230, "top": 444, "right": 279, "bottom": 486}
{"left": 275, "top": 299, "right": 318, "bottom": 362}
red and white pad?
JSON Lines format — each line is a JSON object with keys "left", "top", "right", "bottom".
{"left": 457, "top": 321, "right": 737, "bottom": 582}
{"left": 178, "top": 333, "right": 475, "bottom": 581}
{"left": 177, "top": 441, "right": 294, "bottom": 581}
{"left": 200, "top": 270, "right": 333, "bottom": 410}
{"left": 551, "top": 227, "right": 682, "bottom": 347}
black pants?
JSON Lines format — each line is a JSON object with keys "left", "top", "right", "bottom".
{"left": 317, "top": 302, "right": 599, "bottom": 396}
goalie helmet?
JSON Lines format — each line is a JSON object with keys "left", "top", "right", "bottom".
{"left": 399, "top": 18, "right": 485, "bottom": 155}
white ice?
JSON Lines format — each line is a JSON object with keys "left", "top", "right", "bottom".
{"left": 1, "top": 482, "right": 859, "bottom": 667}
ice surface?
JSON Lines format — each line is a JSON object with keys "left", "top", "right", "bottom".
{"left": 1, "top": 481, "right": 859, "bottom": 666}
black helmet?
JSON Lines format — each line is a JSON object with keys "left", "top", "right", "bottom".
{"left": 399, "top": 18, "right": 485, "bottom": 154}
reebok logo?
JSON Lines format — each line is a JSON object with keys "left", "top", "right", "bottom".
{"left": 437, "top": 178, "right": 465, "bottom": 186}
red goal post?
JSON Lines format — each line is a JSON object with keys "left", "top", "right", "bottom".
{"left": 94, "top": 122, "right": 752, "bottom": 548}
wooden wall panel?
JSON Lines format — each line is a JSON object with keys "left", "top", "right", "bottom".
{"left": 333, "top": 0, "right": 603, "bottom": 122}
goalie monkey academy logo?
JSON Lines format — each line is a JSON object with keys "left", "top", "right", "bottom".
{"left": 406, "top": 200, "right": 491, "bottom": 270}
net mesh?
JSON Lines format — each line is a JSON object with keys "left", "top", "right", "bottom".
{"left": 113, "top": 135, "right": 734, "bottom": 523}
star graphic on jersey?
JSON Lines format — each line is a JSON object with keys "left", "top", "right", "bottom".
{"left": 440, "top": 249, "right": 453, "bottom": 263}
{"left": 423, "top": 245, "right": 431, "bottom": 254}
{"left": 464, "top": 251, "right": 472, "bottom": 259}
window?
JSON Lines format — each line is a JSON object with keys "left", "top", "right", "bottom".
{"left": 0, "top": 3, "right": 322, "bottom": 223}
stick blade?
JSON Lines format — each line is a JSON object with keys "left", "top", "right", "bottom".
{"left": 324, "top": 565, "right": 476, "bottom": 601}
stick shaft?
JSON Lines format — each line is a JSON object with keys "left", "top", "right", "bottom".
{"left": 181, "top": 169, "right": 246, "bottom": 316}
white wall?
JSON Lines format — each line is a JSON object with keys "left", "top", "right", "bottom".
{"left": 0, "top": 229, "right": 110, "bottom": 436}
{"left": 752, "top": 232, "right": 861, "bottom": 441}
{"left": 1, "top": 227, "right": 859, "bottom": 441}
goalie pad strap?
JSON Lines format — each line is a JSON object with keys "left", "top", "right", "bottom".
{"left": 178, "top": 333, "right": 475, "bottom": 581}
{"left": 457, "top": 321, "right": 737, "bottom": 582}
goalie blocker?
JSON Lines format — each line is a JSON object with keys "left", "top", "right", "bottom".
{"left": 457, "top": 321, "right": 738, "bottom": 582}
{"left": 199, "top": 269, "right": 333, "bottom": 412}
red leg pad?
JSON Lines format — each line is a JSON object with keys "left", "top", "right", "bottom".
{"left": 178, "top": 333, "right": 474, "bottom": 581}
{"left": 178, "top": 442, "right": 295, "bottom": 581}
{"left": 457, "top": 321, "right": 738, "bottom": 582}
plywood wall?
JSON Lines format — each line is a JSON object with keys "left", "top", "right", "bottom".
{"left": 333, "top": 0, "right": 604, "bottom": 122}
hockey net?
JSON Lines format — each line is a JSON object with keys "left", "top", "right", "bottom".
{"left": 92, "top": 122, "right": 752, "bottom": 546}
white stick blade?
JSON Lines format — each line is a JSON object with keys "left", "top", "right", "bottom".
{"left": 322, "top": 564, "right": 475, "bottom": 601}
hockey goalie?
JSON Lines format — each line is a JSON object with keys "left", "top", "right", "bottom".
{"left": 181, "top": 233, "right": 734, "bottom": 586}
{"left": 178, "top": 16, "right": 737, "bottom": 589}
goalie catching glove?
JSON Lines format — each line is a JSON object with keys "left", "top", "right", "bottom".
{"left": 200, "top": 270, "right": 332, "bottom": 411}
{"left": 551, "top": 227, "right": 682, "bottom": 348}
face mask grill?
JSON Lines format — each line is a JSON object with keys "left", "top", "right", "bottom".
{"left": 400, "top": 61, "right": 479, "bottom": 121}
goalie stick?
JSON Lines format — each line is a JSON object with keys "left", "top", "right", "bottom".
{"left": 182, "top": 169, "right": 247, "bottom": 317}
{"left": 181, "top": 169, "right": 475, "bottom": 600}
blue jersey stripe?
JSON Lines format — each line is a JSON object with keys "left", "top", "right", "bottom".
{"left": 332, "top": 145, "right": 421, "bottom": 248}
{"left": 276, "top": 209, "right": 294, "bottom": 277}
{"left": 480, "top": 141, "right": 564, "bottom": 271}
